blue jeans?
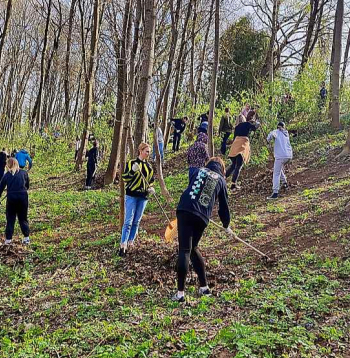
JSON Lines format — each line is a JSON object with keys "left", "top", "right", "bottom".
{"left": 152, "top": 141, "right": 164, "bottom": 161}
{"left": 121, "top": 195, "right": 148, "bottom": 244}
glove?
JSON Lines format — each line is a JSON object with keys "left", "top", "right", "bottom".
{"left": 225, "top": 227, "right": 234, "bottom": 236}
{"left": 148, "top": 187, "right": 156, "bottom": 196}
{"left": 132, "top": 162, "right": 140, "bottom": 172}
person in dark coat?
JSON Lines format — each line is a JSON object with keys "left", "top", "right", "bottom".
{"left": 0, "top": 148, "right": 8, "bottom": 180}
{"left": 85, "top": 140, "right": 99, "bottom": 189}
{"left": 173, "top": 157, "right": 232, "bottom": 302}
{"left": 218, "top": 108, "right": 233, "bottom": 155}
{"left": 171, "top": 116, "right": 188, "bottom": 152}
{"left": 0, "top": 158, "right": 30, "bottom": 245}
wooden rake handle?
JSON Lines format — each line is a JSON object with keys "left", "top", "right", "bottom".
{"left": 209, "top": 219, "right": 271, "bottom": 260}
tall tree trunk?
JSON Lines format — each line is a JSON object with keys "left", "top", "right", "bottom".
{"left": 208, "top": 0, "right": 219, "bottom": 156}
{"left": 340, "top": 27, "right": 350, "bottom": 90}
{"left": 330, "top": 0, "right": 343, "bottom": 129}
{"left": 0, "top": 0, "right": 13, "bottom": 62}
{"left": 31, "top": 0, "right": 52, "bottom": 130}
{"left": 105, "top": 0, "right": 133, "bottom": 185}
{"left": 119, "top": 0, "right": 142, "bottom": 228}
{"left": 75, "top": 0, "right": 103, "bottom": 170}
{"left": 133, "top": 0, "right": 156, "bottom": 153}
{"left": 64, "top": 0, "right": 77, "bottom": 124}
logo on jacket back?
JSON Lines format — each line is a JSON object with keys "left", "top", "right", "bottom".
{"left": 190, "top": 168, "right": 219, "bottom": 207}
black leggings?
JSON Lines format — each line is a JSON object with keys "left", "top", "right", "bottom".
{"left": 6, "top": 195, "right": 30, "bottom": 241}
{"left": 86, "top": 163, "right": 97, "bottom": 187}
{"left": 177, "top": 211, "right": 207, "bottom": 291}
{"left": 226, "top": 154, "right": 244, "bottom": 183}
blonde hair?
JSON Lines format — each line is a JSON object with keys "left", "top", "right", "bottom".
{"left": 7, "top": 158, "right": 19, "bottom": 175}
{"left": 138, "top": 142, "right": 150, "bottom": 154}
{"left": 207, "top": 156, "right": 226, "bottom": 175}
{"left": 235, "top": 114, "right": 246, "bottom": 126}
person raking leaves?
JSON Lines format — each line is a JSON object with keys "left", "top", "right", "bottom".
{"left": 172, "top": 157, "right": 231, "bottom": 302}
{"left": 0, "top": 158, "right": 30, "bottom": 245}
{"left": 119, "top": 143, "right": 155, "bottom": 257}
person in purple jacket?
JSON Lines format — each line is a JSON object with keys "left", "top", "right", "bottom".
{"left": 187, "top": 132, "right": 210, "bottom": 180}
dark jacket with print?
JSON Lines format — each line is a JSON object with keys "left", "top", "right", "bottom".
{"left": 187, "top": 133, "right": 209, "bottom": 169}
{"left": 177, "top": 161, "right": 230, "bottom": 227}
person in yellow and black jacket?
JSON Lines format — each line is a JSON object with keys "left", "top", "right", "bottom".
{"left": 119, "top": 142, "right": 155, "bottom": 257}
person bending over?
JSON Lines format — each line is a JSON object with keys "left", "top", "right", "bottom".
{"left": 173, "top": 157, "right": 231, "bottom": 302}
{"left": 15, "top": 149, "right": 32, "bottom": 170}
{"left": 187, "top": 132, "right": 209, "bottom": 181}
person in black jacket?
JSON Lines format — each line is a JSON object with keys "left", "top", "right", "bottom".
{"left": 173, "top": 157, "right": 232, "bottom": 302}
{"left": 171, "top": 116, "right": 188, "bottom": 152}
{"left": 0, "top": 158, "right": 30, "bottom": 245}
{"left": 0, "top": 148, "right": 8, "bottom": 180}
{"left": 85, "top": 140, "right": 99, "bottom": 189}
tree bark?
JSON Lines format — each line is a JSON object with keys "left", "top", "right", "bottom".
{"left": 340, "top": 26, "right": 350, "bottom": 90}
{"left": 0, "top": 0, "right": 13, "bottom": 63}
{"left": 133, "top": 0, "right": 156, "bottom": 154}
{"left": 330, "top": 0, "right": 343, "bottom": 129}
{"left": 208, "top": 0, "right": 219, "bottom": 156}
{"left": 105, "top": 0, "right": 133, "bottom": 185}
{"left": 75, "top": 0, "right": 103, "bottom": 170}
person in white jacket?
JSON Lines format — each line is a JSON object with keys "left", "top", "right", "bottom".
{"left": 266, "top": 122, "right": 293, "bottom": 199}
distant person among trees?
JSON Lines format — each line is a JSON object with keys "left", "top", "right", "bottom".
{"left": 187, "top": 133, "right": 210, "bottom": 180}
{"left": 0, "top": 148, "right": 9, "bottom": 180}
{"left": 75, "top": 136, "right": 81, "bottom": 160}
{"left": 219, "top": 107, "right": 233, "bottom": 155}
{"left": 241, "top": 103, "right": 250, "bottom": 118}
{"left": 226, "top": 115, "right": 259, "bottom": 190}
{"left": 119, "top": 143, "right": 154, "bottom": 257}
{"left": 267, "top": 122, "right": 293, "bottom": 200}
{"left": 171, "top": 116, "right": 188, "bottom": 152}
{"left": 246, "top": 106, "right": 259, "bottom": 123}
{"left": 152, "top": 126, "right": 164, "bottom": 162}
{"left": 85, "top": 140, "right": 99, "bottom": 190}
{"left": 173, "top": 157, "right": 231, "bottom": 302}
{"left": 15, "top": 149, "right": 32, "bottom": 170}
{"left": 197, "top": 113, "right": 209, "bottom": 134}
{"left": 0, "top": 158, "right": 30, "bottom": 245}
{"left": 198, "top": 111, "right": 209, "bottom": 124}
{"left": 319, "top": 81, "right": 327, "bottom": 108}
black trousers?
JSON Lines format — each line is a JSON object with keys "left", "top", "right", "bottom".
{"left": 173, "top": 132, "right": 182, "bottom": 152}
{"left": 6, "top": 195, "right": 30, "bottom": 241}
{"left": 86, "top": 163, "right": 97, "bottom": 187}
{"left": 220, "top": 132, "right": 231, "bottom": 155}
{"left": 177, "top": 210, "right": 207, "bottom": 291}
{"left": 226, "top": 154, "right": 244, "bottom": 183}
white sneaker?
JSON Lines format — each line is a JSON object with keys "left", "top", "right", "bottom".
{"left": 22, "top": 237, "right": 30, "bottom": 245}
{"left": 4, "top": 239, "right": 12, "bottom": 245}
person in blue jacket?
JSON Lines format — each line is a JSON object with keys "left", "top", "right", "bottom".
{"left": 173, "top": 157, "right": 232, "bottom": 302}
{"left": 15, "top": 149, "right": 32, "bottom": 170}
{"left": 0, "top": 158, "right": 30, "bottom": 245}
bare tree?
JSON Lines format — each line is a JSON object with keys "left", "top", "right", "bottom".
{"left": 0, "top": 0, "right": 13, "bottom": 62}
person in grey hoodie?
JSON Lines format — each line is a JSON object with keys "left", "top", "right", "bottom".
{"left": 266, "top": 122, "right": 293, "bottom": 199}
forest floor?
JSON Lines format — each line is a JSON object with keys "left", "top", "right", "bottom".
{"left": 1, "top": 128, "right": 350, "bottom": 358}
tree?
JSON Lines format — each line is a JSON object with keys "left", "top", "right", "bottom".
{"left": 208, "top": 0, "right": 219, "bottom": 156}
{"left": 0, "top": 0, "right": 13, "bottom": 63}
{"left": 330, "top": 0, "right": 343, "bottom": 129}
{"left": 218, "top": 16, "right": 268, "bottom": 101}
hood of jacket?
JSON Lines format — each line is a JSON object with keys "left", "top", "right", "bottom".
{"left": 206, "top": 160, "right": 224, "bottom": 177}
{"left": 196, "top": 132, "right": 208, "bottom": 144}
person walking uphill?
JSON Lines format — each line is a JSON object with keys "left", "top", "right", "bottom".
{"left": 226, "top": 115, "right": 259, "bottom": 190}
{"left": 0, "top": 148, "right": 9, "bottom": 180}
{"left": 267, "top": 122, "right": 293, "bottom": 200}
{"left": 219, "top": 108, "right": 233, "bottom": 155}
{"left": 85, "top": 140, "right": 99, "bottom": 190}
{"left": 173, "top": 157, "right": 231, "bottom": 302}
{"left": 119, "top": 143, "right": 155, "bottom": 257}
{"left": 0, "top": 158, "right": 30, "bottom": 245}
{"left": 187, "top": 132, "right": 209, "bottom": 180}
{"left": 171, "top": 116, "right": 188, "bottom": 152}
{"left": 15, "top": 149, "right": 32, "bottom": 170}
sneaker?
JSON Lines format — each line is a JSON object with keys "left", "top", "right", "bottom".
{"left": 118, "top": 247, "right": 127, "bottom": 257}
{"left": 267, "top": 193, "right": 278, "bottom": 200}
{"left": 171, "top": 293, "right": 185, "bottom": 303}
{"left": 4, "top": 239, "right": 12, "bottom": 245}
{"left": 230, "top": 183, "right": 241, "bottom": 190}
{"left": 281, "top": 183, "right": 288, "bottom": 190}
{"left": 85, "top": 186, "right": 91, "bottom": 190}
{"left": 198, "top": 287, "right": 211, "bottom": 296}
{"left": 22, "top": 237, "right": 30, "bottom": 245}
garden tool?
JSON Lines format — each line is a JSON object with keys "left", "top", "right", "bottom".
{"left": 137, "top": 168, "right": 178, "bottom": 242}
{"left": 209, "top": 219, "right": 273, "bottom": 263}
